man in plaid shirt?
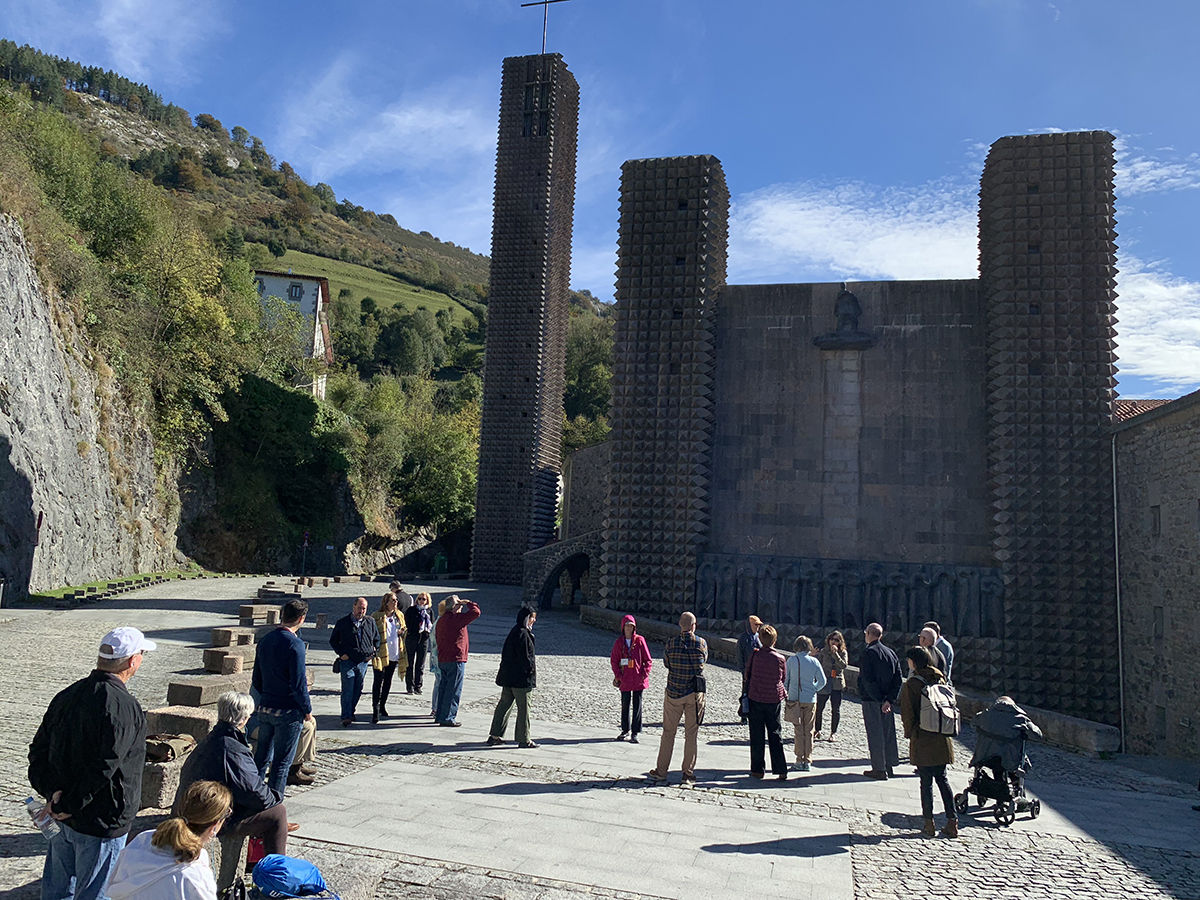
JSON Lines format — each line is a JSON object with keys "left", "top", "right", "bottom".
{"left": 648, "top": 612, "right": 708, "bottom": 784}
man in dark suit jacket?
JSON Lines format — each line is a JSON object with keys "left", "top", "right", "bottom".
{"left": 858, "top": 622, "right": 902, "bottom": 780}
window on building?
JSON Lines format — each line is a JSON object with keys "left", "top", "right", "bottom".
{"left": 288, "top": 283, "right": 304, "bottom": 301}
{"left": 1153, "top": 606, "right": 1164, "bottom": 641}
{"left": 1151, "top": 505, "right": 1162, "bottom": 536}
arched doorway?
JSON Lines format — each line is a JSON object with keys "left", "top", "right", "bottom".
{"left": 538, "top": 552, "right": 591, "bottom": 610}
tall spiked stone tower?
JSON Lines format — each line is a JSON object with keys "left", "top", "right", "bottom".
{"left": 601, "top": 156, "right": 729, "bottom": 613}
{"left": 980, "top": 131, "right": 1120, "bottom": 725}
{"left": 471, "top": 55, "right": 579, "bottom": 585}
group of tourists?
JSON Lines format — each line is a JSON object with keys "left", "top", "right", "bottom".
{"left": 27, "top": 587, "right": 975, "bottom": 900}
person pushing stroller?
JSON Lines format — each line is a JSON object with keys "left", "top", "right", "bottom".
{"left": 956, "top": 695, "right": 1044, "bottom": 824}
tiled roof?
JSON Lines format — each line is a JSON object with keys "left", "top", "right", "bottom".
{"left": 1113, "top": 398, "right": 1173, "bottom": 422}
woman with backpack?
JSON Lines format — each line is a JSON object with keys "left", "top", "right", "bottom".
{"left": 899, "top": 646, "right": 958, "bottom": 838}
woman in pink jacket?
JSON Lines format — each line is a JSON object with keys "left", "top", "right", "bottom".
{"left": 610, "top": 615, "right": 652, "bottom": 742}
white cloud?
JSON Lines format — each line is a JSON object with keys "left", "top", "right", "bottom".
{"left": 1114, "top": 259, "right": 1200, "bottom": 393}
{"left": 728, "top": 179, "right": 978, "bottom": 283}
{"left": 1116, "top": 153, "right": 1200, "bottom": 196}
{"left": 1, "top": 0, "right": 228, "bottom": 85}
{"left": 277, "top": 57, "right": 496, "bottom": 184}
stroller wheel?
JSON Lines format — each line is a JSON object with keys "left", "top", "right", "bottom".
{"left": 994, "top": 799, "right": 1016, "bottom": 826}
{"left": 954, "top": 792, "right": 970, "bottom": 815}
{"left": 1029, "top": 799, "right": 1041, "bottom": 819}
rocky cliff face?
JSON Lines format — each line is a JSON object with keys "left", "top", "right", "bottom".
{"left": 0, "top": 215, "right": 177, "bottom": 599}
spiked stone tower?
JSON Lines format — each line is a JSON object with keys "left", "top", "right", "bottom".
{"left": 471, "top": 55, "right": 579, "bottom": 585}
{"left": 601, "top": 156, "right": 729, "bottom": 613}
{"left": 980, "top": 131, "right": 1120, "bottom": 725}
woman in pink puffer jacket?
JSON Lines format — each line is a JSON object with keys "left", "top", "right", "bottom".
{"left": 610, "top": 615, "right": 653, "bottom": 742}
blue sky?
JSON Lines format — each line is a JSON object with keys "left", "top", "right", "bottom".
{"left": 4, "top": 0, "right": 1198, "bottom": 397}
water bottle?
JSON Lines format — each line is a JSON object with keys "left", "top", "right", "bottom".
{"left": 25, "top": 797, "right": 60, "bottom": 841}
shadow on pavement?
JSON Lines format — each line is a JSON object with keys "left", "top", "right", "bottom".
{"left": 702, "top": 833, "right": 850, "bottom": 856}
{"left": 0, "top": 832, "right": 45, "bottom": 858}
{"left": 457, "top": 779, "right": 617, "bottom": 796}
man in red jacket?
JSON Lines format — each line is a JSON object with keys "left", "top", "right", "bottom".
{"left": 434, "top": 594, "right": 481, "bottom": 726}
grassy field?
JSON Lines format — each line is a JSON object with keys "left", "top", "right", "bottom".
{"left": 254, "top": 246, "right": 476, "bottom": 325}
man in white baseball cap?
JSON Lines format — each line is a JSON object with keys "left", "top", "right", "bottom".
{"left": 28, "top": 627, "right": 155, "bottom": 900}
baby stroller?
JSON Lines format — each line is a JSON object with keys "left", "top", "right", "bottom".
{"left": 954, "top": 696, "right": 1044, "bottom": 826}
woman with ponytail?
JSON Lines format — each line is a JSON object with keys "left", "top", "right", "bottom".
{"left": 107, "top": 780, "right": 232, "bottom": 900}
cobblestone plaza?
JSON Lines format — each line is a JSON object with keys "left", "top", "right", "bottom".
{"left": 3, "top": 579, "right": 1199, "bottom": 899}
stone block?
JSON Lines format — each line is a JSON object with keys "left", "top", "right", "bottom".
{"left": 220, "top": 655, "right": 243, "bottom": 675}
{"left": 141, "top": 756, "right": 187, "bottom": 810}
{"left": 145, "top": 705, "right": 218, "bottom": 742}
{"left": 167, "top": 673, "right": 253, "bottom": 707}
{"left": 210, "top": 626, "right": 257, "bottom": 648}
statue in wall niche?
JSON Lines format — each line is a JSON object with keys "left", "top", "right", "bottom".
{"left": 813, "top": 283, "right": 877, "bottom": 351}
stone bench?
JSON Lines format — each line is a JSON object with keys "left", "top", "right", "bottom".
{"left": 146, "top": 705, "right": 218, "bottom": 742}
{"left": 210, "top": 626, "right": 258, "bottom": 648}
{"left": 167, "top": 670, "right": 315, "bottom": 707}
{"left": 203, "top": 646, "right": 256, "bottom": 674}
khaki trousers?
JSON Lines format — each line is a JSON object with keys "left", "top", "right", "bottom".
{"left": 294, "top": 716, "right": 316, "bottom": 765}
{"left": 792, "top": 701, "right": 816, "bottom": 763}
{"left": 654, "top": 690, "right": 699, "bottom": 778}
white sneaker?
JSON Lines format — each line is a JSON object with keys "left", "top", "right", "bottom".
{"left": 814, "top": 732, "right": 822, "bottom": 741}
{"left": 829, "top": 732, "right": 837, "bottom": 742}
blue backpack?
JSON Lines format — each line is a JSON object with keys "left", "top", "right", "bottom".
{"left": 252, "top": 855, "right": 339, "bottom": 899}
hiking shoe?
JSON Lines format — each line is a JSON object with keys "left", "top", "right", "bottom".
{"left": 617, "top": 731, "right": 628, "bottom": 741}
{"left": 519, "top": 741, "right": 539, "bottom": 748}
{"left": 486, "top": 735, "right": 506, "bottom": 745}
{"left": 941, "top": 819, "right": 959, "bottom": 838}
{"left": 862, "top": 770, "right": 888, "bottom": 780}
{"left": 922, "top": 818, "right": 936, "bottom": 837}
{"left": 646, "top": 771, "right": 667, "bottom": 784}
{"left": 629, "top": 734, "right": 639, "bottom": 744}
{"left": 798, "top": 761, "right": 811, "bottom": 772}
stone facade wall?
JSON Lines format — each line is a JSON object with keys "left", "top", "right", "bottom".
{"left": 472, "top": 54, "right": 579, "bottom": 584}
{"left": 1116, "top": 392, "right": 1200, "bottom": 758}
{"left": 708, "top": 280, "right": 990, "bottom": 566}
{"left": 980, "top": 131, "right": 1120, "bottom": 726}
{"left": 561, "top": 440, "right": 611, "bottom": 539}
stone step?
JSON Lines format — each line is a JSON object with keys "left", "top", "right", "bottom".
{"left": 202, "top": 646, "right": 256, "bottom": 674}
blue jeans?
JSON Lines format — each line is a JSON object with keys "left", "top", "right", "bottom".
{"left": 42, "top": 823, "right": 126, "bottom": 900}
{"left": 254, "top": 708, "right": 305, "bottom": 797}
{"left": 340, "top": 660, "right": 369, "bottom": 720}
{"left": 430, "top": 661, "right": 443, "bottom": 716}
{"left": 435, "top": 661, "right": 465, "bottom": 723}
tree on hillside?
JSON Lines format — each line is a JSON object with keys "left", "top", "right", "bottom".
{"left": 564, "top": 314, "right": 613, "bottom": 421}
{"left": 231, "top": 125, "right": 249, "bottom": 146}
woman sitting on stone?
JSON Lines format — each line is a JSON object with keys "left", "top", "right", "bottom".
{"left": 174, "top": 691, "right": 296, "bottom": 865}
{"left": 108, "top": 780, "right": 232, "bottom": 900}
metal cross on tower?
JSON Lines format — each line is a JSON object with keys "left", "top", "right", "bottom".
{"left": 521, "top": 0, "right": 574, "bottom": 55}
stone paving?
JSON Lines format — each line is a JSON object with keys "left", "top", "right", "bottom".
{"left": 2, "top": 577, "right": 1199, "bottom": 899}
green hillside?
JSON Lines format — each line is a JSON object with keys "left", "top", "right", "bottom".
{"left": 257, "top": 245, "right": 474, "bottom": 325}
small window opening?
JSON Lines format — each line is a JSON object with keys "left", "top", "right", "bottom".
{"left": 1028, "top": 361, "right": 1042, "bottom": 377}
{"left": 1027, "top": 242, "right": 1041, "bottom": 254}
{"left": 675, "top": 256, "right": 686, "bottom": 266}
{"left": 678, "top": 199, "right": 689, "bottom": 210}
{"left": 1153, "top": 606, "right": 1165, "bottom": 641}
{"left": 1152, "top": 505, "right": 1162, "bottom": 536}
{"left": 1028, "top": 303, "right": 1040, "bottom": 315}
{"left": 1027, "top": 183, "right": 1040, "bottom": 194}
{"left": 672, "top": 307, "right": 684, "bottom": 320}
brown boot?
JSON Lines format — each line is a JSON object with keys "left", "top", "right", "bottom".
{"left": 941, "top": 818, "right": 959, "bottom": 838}
{"left": 921, "top": 818, "right": 936, "bottom": 837}
{"left": 287, "top": 765, "right": 315, "bottom": 786}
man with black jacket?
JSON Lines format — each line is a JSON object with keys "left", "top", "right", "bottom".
{"left": 488, "top": 605, "right": 538, "bottom": 748}
{"left": 330, "top": 596, "right": 380, "bottom": 727}
{"left": 858, "top": 622, "right": 902, "bottom": 780}
{"left": 28, "top": 626, "right": 155, "bottom": 900}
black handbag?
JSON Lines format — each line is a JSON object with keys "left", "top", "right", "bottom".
{"left": 331, "top": 657, "right": 341, "bottom": 674}
{"left": 218, "top": 876, "right": 247, "bottom": 900}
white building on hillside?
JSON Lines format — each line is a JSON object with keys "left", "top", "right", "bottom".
{"left": 254, "top": 269, "right": 333, "bottom": 399}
